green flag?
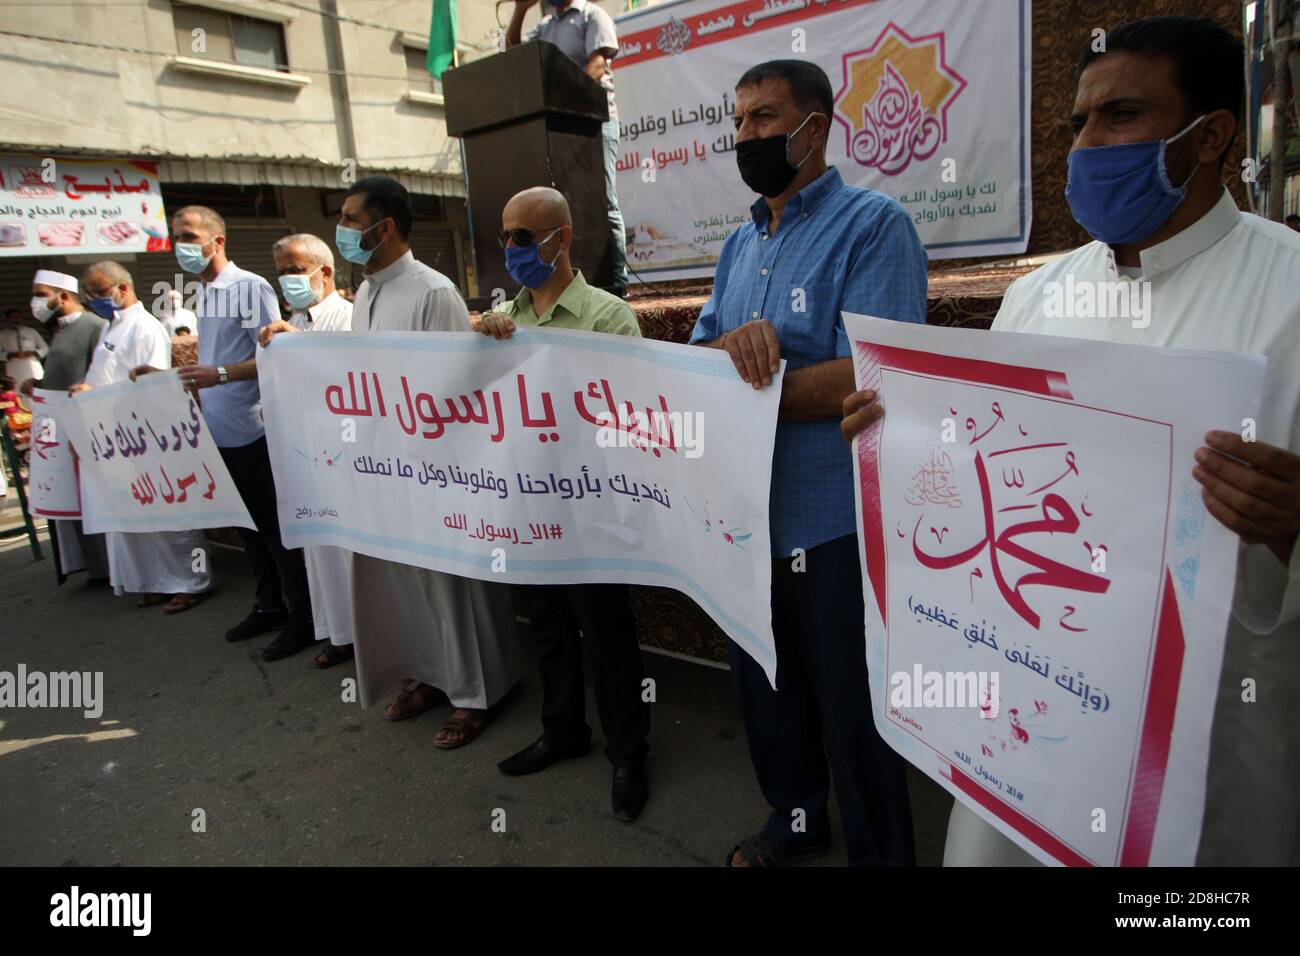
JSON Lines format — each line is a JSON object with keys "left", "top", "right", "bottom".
{"left": 427, "top": 0, "right": 456, "bottom": 80}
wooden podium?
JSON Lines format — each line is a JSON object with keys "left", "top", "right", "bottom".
{"left": 443, "top": 41, "right": 613, "bottom": 308}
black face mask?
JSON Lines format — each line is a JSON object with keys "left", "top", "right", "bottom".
{"left": 735, "top": 112, "right": 819, "bottom": 197}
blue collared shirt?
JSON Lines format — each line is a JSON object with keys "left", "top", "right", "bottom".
{"left": 196, "top": 261, "right": 279, "bottom": 448}
{"left": 690, "top": 166, "right": 927, "bottom": 557}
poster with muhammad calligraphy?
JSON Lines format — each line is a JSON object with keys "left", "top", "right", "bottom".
{"left": 258, "top": 328, "right": 783, "bottom": 683}
{"left": 57, "top": 371, "right": 253, "bottom": 534}
{"left": 611, "top": 0, "right": 1032, "bottom": 280}
{"left": 845, "top": 312, "right": 1265, "bottom": 866}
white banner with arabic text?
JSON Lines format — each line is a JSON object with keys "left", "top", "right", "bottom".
{"left": 258, "top": 328, "right": 783, "bottom": 682}
{"left": 60, "top": 372, "right": 253, "bottom": 534}
{"left": 613, "top": 0, "right": 1032, "bottom": 279}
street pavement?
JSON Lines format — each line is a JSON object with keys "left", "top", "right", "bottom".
{"left": 0, "top": 507, "right": 952, "bottom": 866}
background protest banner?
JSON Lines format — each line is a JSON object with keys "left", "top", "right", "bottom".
{"left": 59, "top": 371, "right": 253, "bottom": 534}
{"left": 612, "top": 0, "right": 1032, "bottom": 280}
{"left": 0, "top": 155, "right": 170, "bottom": 257}
{"left": 844, "top": 312, "right": 1264, "bottom": 866}
{"left": 258, "top": 328, "right": 783, "bottom": 682}
{"left": 27, "top": 390, "right": 81, "bottom": 519}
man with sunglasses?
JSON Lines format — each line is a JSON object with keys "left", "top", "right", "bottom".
{"left": 479, "top": 186, "right": 649, "bottom": 820}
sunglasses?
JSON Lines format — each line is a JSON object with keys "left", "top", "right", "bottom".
{"left": 497, "top": 225, "right": 564, "bottom": 249}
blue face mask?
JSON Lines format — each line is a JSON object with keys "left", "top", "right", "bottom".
{"left": 87, "top": 294, "right": 119, "bottom": 320}
{"left": 278, "top": 267, "right": 323, "bottom": 309}
{"left": 335, "top": 220, "right": 385, "bottom": 266}
{"left": 175, "top": 241, "right": 213, "bottom": 275}
{"left": 505, "top": 228, "right": 563, "bottom": 289}
{"left": 1065, "top": 115, "right": 1204, "bottom": 245}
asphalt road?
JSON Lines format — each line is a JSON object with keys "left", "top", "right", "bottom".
{"left": 0, "top": 523, "right": 952, "bottom": 866}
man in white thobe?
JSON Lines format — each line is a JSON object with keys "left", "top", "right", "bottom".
{"left": 158, "top": 289, "right": 198, "bottom": 337}
{"left": 72, "top": 261, "right": 213, "bottom": 611}
{"left": 264, "top": 177, "right": 521, "bottom": 746}
{"left": 267, "top": 233, "right": 355, "bottom": 667}
{"left": 2, "top": 308, "right": 47, "bottom": 386}
{"left": 844, "top": 16, "right": 1300, "bottom": 865}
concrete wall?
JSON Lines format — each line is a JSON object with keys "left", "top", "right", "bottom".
{"left": 3, "top": 1, "right": 346, "bottom": 164}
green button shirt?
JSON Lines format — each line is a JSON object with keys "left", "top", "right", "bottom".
{"left": 503, "top": 270, "right": 641, "bottom": 337}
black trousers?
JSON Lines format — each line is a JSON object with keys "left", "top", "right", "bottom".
{"left": 527, "top": 583, "right": 649, "bottom": 767}
{"left": 728, "top": 533, "right": 915, "bottom": 866}
{"left": 218, "top": 436, "right": 311, "bottom": 626}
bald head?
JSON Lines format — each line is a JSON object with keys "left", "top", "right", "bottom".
{"left": 503, "top": 187, "right": 572, "bottom": 233}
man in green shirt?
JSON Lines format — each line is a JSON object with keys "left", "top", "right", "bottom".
{"left": 479, "top": 187, "right": 639, "bottom": 337}
{"left": 482, "top": 187, "right": 651, "bottom": 822}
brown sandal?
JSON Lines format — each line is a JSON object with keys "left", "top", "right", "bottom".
{"left": 314, "top": 643, "right": 355, "bottom": 668}
{"left": 433, "top": 708, "right": 492, "bottom": 749}
{"left": 384, "top": 683, "right": 448, "bottom": 722}
{"left": 137, "top": 593, "right": 169, "bottom": 607}
{"left": 162, "top": 590, "right": 214, "bottom": 614}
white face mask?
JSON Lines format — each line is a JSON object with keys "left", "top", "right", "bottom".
{"left": 31, "top": 295, "right": 56, "bottom": 322}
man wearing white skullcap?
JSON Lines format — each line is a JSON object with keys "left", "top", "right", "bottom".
{"left": 23, "top": 268, "right": 111, "bottom": 583}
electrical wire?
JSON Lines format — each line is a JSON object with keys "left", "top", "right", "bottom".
{"left": 0, "top": 26, "right": 422, "bottom": 83}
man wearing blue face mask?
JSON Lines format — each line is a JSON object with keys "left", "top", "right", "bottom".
{"left": 507, "top": 0, "right": 628, "bottom": 294}
{"left": 844, "top": 16, "right": 1300, "bottom": 866}
{"left": 478, "top": 187, "right": 648, "bottom": 820}
{"left": 133, "top": 205, "right": 317, "bottom": 661}
{"left": 263, "top": 176, "right": 521, "bottom": 751}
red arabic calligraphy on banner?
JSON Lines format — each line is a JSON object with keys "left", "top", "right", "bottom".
{"left": 614, "top": 0, "right": 885, "bottom": 68}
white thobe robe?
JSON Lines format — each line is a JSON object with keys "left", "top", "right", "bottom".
{"left": 84, "top": 302, "right": 212, "bottom": 597}
{"left": 349, "top": 251, "right": 521, "bottom": 708}
{"left": 944, "top": 189, "right": 1300, "bottom": 866}
{"left": 290, "top": 290, "right": 357, "bottom": 646}
{"left": 1, "top": 323, "right": 47, "bottom": 384}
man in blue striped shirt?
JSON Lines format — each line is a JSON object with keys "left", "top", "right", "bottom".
{"left": 689, "top": 60, "right": 927, "bottom": 867}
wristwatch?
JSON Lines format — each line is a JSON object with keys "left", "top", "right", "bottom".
{"left": 216, "top": 366, "right": 230, "bottom": 385}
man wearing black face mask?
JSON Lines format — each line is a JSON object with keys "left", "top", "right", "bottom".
{"left": 688, "top": 60, "right": 928, "bottom": 867}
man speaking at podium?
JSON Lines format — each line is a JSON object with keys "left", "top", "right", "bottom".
{"left": 506, "top": 0, "right": 629, "bottom": 294}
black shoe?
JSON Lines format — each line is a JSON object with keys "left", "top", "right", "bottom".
{"left": 225, "top": 607, "right": 286, "bottom": 642}
{"left": 612, "top": 763, "right": 648, "bottom": 822}
{"left": 497, "top": 736, "right": 590, "bottom": 776}
{"left": 262, "top": 623, "right": 317, "bottom": 662}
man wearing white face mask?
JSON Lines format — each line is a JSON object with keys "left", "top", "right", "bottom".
{"left": 22, "top": 269, "right": 110, "bottom": 583}
{"left": 158, "top": 289, "right": 197, "bottom": 337}
{"left": 1, "top": 308, "right": 47, "bottom": 387}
